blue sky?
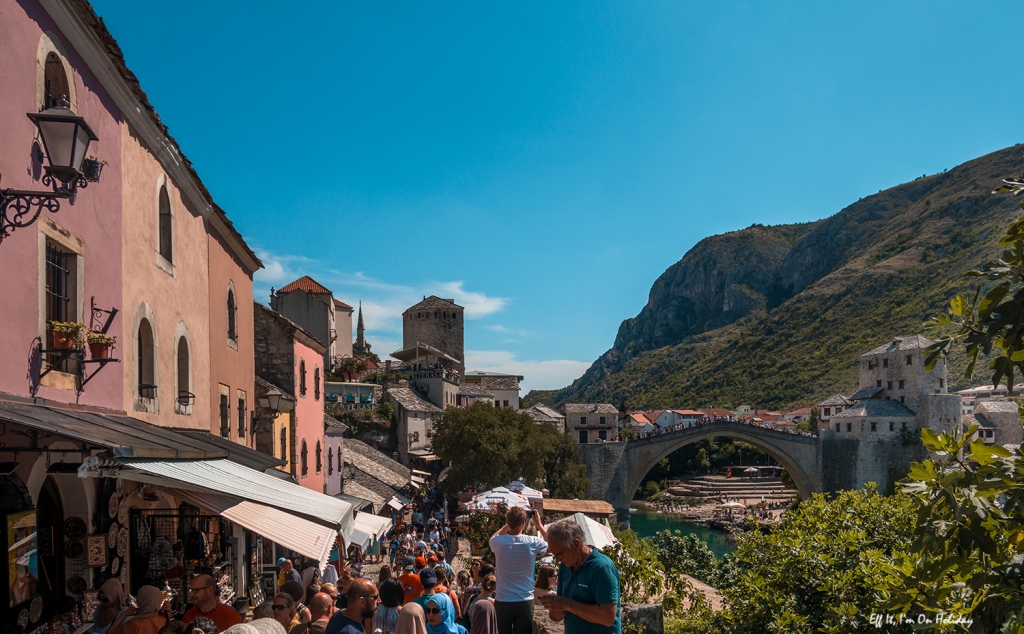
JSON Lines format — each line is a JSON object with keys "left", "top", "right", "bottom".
{"left": 92, "top": 1, "right": 1024, "bottom": 391}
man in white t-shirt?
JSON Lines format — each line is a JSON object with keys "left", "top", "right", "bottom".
{"left": 489, "top": 506, "right": 548, "bottom": 634}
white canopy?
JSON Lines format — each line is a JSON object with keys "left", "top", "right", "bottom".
{"left": 720, "top": 501, "right": 745, "bottom": 508}
{"left": 543, "top": 512, "right": 618, "bottom": 550}
{"left": 465, "top": 487, "right": 532, "bottom": 512}
{"left": 505, "top": 481, "right": 544, "bottom": 501}
{"left": 353, "top": 513, "right": 393, "bottom": 541}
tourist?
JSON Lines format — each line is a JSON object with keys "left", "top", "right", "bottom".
{"left": 460, "top": 564, "right": 492, "bottom": 619}
{"left": 325, "top": 579, "right": 380, "bottom": 634}
{"left": 373, "top": 578, "right": 405, "bottom": 634}
{"left": 411, "top": 567, "right": 440, "bottom": 608}
{"left": 281, "top": 581, "right": 313, "bottom": 623}
{"left": 278, "top": 559, "right": 301, "bottom": 591}
{"left": 395, "top": 603, "right": 427, "bottom": 634}
{"left": 435, "top": 549, "right": 455, "bottom": 581}
{"left": 290, "top": 593, "right": 334, "bottom": 634}
{"left": 379, "top": 565, "right": 393, "bottom": 585}
{"left": 110, "top": 586, "right": 167, "bottom": 634}
{"left": 455, "top": 571, "right": 472, "bottom": 599}
{"left": 182, "top": 618, "right": 218, "bottom": 634}
{"left": 424, "top": 594, "right": 466, "bottom": 634}
{"left": 464, "top": 575, "right": 495, "bottom": 629}
{"left": 271, "top": 595, "right": 300, "bottom": 633}
{"left": 533, "top": 567, "right": 557, "bottom": 599}
{"left": 468, "top": 599, "right": 497, "bottom": 634}
{"left": 488, "top": 507, "right": 548, "bottom": 634}
{"left": 537, "top": 521, "right": 620, "bottom": 634}
{"left": 92, "top": 578, "right": 130, "bottom": 634}
{"left": 433, "top": 568, "right": 461, "bottom": 617}
{"left": 398, "top": 557, "right": 425, "bottom": 605}
{"left": 184, "top": 575, "right": 243, "bottom": 632}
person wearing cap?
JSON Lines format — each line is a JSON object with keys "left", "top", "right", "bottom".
{"left": 398, "top": 557, "right": 424, "bottom": 605}
{"left": 409, "top": 567, "right": 439, "bottom": 608}
{"left": 278, "top": 558, "right": 302, "bottom": 591}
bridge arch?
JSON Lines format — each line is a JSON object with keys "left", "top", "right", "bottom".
{"left": 623, "top": 422, "right": 820, "bottom": 504}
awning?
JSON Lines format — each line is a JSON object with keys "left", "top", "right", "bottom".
{"left": 335, "top": 493, "right": 374, "bottom": 514}
{"left": 115, "top": 458, "right": 354, "bottom": 542}
{"left": 351, "top": 529, "right": 372, "bottom": 552}
{"left": 411, "top": 475, "right": 426, "bottom": 486}
{"left": 173, "top": 489, "right": 336, "bottom": 571}
{"left": 543, "top": 513, "right": 617, "bottom": 550}
{"left": 353, "top": 513, "right": 392, "bottom": 540}
{"left": 386, "top": 496, "right": 407, "bottom": 512}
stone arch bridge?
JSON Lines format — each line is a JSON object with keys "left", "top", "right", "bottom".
{"left": 579, "top": 420, "right": 877, "bottom": 522}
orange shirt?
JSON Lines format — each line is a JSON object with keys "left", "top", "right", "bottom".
{"left": 183, "top": 603, "right": 243, "bottom": 632}
{"left": 398, "top": 572, "right": 424, "bottom": 605}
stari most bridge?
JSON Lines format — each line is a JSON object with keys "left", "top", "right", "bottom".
{"left": 579, "top": 420, "right": 830, "bottom": 521}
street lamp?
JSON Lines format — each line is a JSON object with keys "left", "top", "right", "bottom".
{"left": 257, "top": 387, "right": 294, "bottom": 414}
{"left": 1, "top": 101, "right": 100, "bottom": 244}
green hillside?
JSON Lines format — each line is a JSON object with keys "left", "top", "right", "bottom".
{"left": 525, "top": 144, "right": 1024, "bottom": 412}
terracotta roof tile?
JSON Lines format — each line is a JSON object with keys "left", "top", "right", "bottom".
{"left": 333, "top": 298, "right": 353, "bottom": 310}
{"left": 279, "top": 276, "right": 332, "bottom": 295}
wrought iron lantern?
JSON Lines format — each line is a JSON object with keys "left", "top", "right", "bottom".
{"left": 1, "top": 100, "right": 100, "bottom": 244}
{"left": 257, "top": 387, "right": 294, "bottom": 414}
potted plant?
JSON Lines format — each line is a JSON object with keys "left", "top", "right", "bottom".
{"left": 49, "top": 321, "right": 85, "bottom": 350}
{"left": 87, "top": 331, "right": 117, "bottom": 359}
{"left": 82, "top": 157, "right": 106, "bottom": 182}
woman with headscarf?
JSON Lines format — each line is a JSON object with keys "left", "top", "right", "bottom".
{"left": 111, "top": 586, "right": 168, "bottom": 634}
{"left": 423, "top": 594, "right": 466, "bottom": 634}
{"left": 395, "top": 602, "right": 427, "bottom": 634}
{"left": 468, "top": 600, "right": 496, "bottom": 634}
{"left": 92, "top": 578, "right": 130, "bottom": 634}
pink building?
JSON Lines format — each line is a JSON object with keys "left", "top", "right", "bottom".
{"left": 0, "top": 0, "right": 124, "bottom": 408}
{"left": 254, "top": 303, "right": 327, "bottom": 493}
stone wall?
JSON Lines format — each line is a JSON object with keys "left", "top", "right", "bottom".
{"left": 402, "top": 304, "right": 465, "bottom": 373}
{"left": 254, "top": 303, "right": 298, "bottom": 397}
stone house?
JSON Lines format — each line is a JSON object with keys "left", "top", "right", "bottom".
{"left": 965, "top": 400, "right": 1023, "bottom": 448}
{"left": 817, "top": 394, "right": 853, "bottom": 423}
{"left": 388, "top": 386, "right": 443, "bottom": 465}
{"left": 464, "top": 372, "right": 522, "bottom": 408}
{"left": 271, "top": 275, "right": 354, "bottom": 371}
{"left": 957, "top": 384, "right": 1024, "bottom": 416}
{"left": 565, "top": 403, "right": 619, "bottom": 443}
{"left": 340, "top": 436, "right": 413, "bottom": 513}
{"left": 523, "top": 404, "right": 567, "bottom": 432}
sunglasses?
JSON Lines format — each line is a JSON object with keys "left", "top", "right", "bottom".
{"left": 272, "top": 605, "right": 289, "bottom": 611}
{"left": 425, "top": 607, "right": 442, "bottom": 615}
{"left": 362, "top": 594, "right": 380, "bottom": 602}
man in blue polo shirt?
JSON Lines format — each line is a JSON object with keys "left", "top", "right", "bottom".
{"left": 537, "top": 520, "right": 620, "bottom": 634}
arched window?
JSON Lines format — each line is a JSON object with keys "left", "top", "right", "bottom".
{"left": 138, "top": 318, "right": 155, "bottom": 397}
{"left": 176, "top": 336, "right": 190, "bottom": 414}
{"left": 299, "top": 360, "right": 307, "bottom": 397}
{"left": 279, "top": 426, "right": 287, "bottom": 462}
{"left": 43, "top": 52, "right": 70, "bottom": 109}
{"left": 314, "top": 367, "right": 320, "bottom": 400}
{"left": 328, "top": 447, "right": 333, "bottom": 476}
{"left": 158, "top": 185, "right": 172, "bottom": 263}
{"left": 300, "top": 440, "right": 308, "bottom": 477}
{"left": 315, "top": 440, "right": 322, "bottom": 474}
{"left": 226, "top": 288, "right": 237, "bottom": 341}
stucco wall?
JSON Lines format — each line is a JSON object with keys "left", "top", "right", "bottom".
{"left": 120, "top": 123, "right": 210, "bottom": 429}
{"left": 0, "top": 3, "right": 123, "bottom": 408}
{"left": 208, "top": 231, "right": 255, "bottom": 446}
{"left": 324, "top": 432, "right": 344, "bottom": 496}
{"left": 293, "top": 337, "right": 325, "bottom": 494}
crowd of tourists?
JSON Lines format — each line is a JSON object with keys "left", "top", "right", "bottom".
{"left": 633, "top": 414, "right": 817, "bottom": 439}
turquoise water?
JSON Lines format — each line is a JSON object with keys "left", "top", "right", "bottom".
{"left": 628, "top": 509, "right": 737, "bottom": 559}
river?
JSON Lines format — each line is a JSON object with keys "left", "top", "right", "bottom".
{"left": 628, "top": 509, "right": 737, "bottom": 559}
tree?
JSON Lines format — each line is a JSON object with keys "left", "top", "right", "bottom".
{"left": 541, "top": 429, "right": 590, "bottom": 498}
{"left": 332, "top": 356, "right": 366, "bottom": 382}
{"left": 720, "top": 487, "right": 916, "bottom": 633}
{"left": 430, "top": 402, "right": 554, "bottom": 492}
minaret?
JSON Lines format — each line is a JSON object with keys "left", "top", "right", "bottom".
{"left": 354, "top": 302, "right": 367, "bottom": 355}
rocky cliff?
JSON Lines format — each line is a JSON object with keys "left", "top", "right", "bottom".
{"left": 528, "top": 144, "right": 1024, "bottom": 411}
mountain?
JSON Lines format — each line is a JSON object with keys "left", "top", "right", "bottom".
{"left": 526, "top": 144, "right": 1024, "bottom": 412}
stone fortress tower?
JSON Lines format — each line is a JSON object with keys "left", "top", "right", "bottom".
{"left": 402, "top": 296, "right": 465, "bottom": 374}
{"left": 821, "top": 334, "right": 962, "bottom": 490}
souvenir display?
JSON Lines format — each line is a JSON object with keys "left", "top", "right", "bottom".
{"left": 108, "top": 492, "right": 119, "bottom": 519}
{"left": 17, "top": 609, "right": 28, "bottom": 628}
{"left": 67, "top": 575, "right": 87, "bottom": 594}
{"left": 111, "top": 556, "right": 119, "bottom": 575}
{"left": 117, "top": 527, "right": 128, "bottom": 557}
{"left": 64, "top": 539, "right": 84, "bottom": 559}
{"left": 29, "top": 596, "right": 43, "bottom": 623}
{"left": 116, "top": 478, "right": 124, "bottom": 495}
{"left": 108, "top": 523, "right": 118, "bottom": 548}
{"left": 118, "top": 501, "right": 129, "bottom": 525}
{"left": 119, "top": 565, "right": 128, "bottom": 584}
{"left": 64, "top": 517, "right": 87, "bottom": 541}
{"left": 87, "top": 535, "right": 107, "bottom": 566}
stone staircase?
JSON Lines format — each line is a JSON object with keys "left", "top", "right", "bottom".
{"left": 667, "top": 474, "right": 796, "bottom": 502}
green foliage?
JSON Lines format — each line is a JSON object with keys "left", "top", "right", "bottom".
{"left": 430, "top": 402, "right": 589, "bottom": 495}
{"left": 718, "top": 487, "right": 916, "bottom": 633}
{"left": 879, "top": 424, "right": 1024, "bottom": 632}
{"left": 638, "top": 480, "right": 663, "bottom": 500}
{"left": 652, "top": 530, "right": 735, "bottom": 588}
{"left": 378, "top": 401, "right": 393, "bottom": 421}
{"left": 330, "top": 356, "right": 367, "bottom": 381}
{"left": 462, "top": 507, "right": 507, "bottom": 561}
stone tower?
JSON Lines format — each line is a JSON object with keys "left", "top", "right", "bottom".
{"left": 403, "top": 296, "right": 465, "bottom": 373}
{"left": 354, "top": 302, "right": 367, "bottom": 356}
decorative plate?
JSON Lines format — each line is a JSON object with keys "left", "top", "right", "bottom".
{"left": 108, "top": 492, "right": 119, "bottom": 519}
{"left": 118, "top": 501, "right": 129, "bottom": 525}
{"left": 119, "top": 565, "right": 128, "bottom": 584}
{"left": 116, "top": 478, "right": 125, "bottom": 494}
{"left": 117, "top": 527, "right": 129, "bottom": 557}
{"left": 64, "top": 539, "right": 84, "bottom": 559}
{"left": 108, "top": 523, "right": 119, "bottom": 548}
{"left": 110, "top": 556, "right": 119, "bottom": 575}
{"left": 64, "top": 517, "right": 87, "bottom": 540}
{"left": 67, "top": 575, "right": 87, "bottom": 594}
{"left": 29, "top": 596, "right": 43, "bottom": 623}
{"left": 17, "top": 608, "right": 28, "bottom": 628}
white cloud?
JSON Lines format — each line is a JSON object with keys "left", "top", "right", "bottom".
{"left": 436, "top": 282, "right": 507, "bottom": 319}
{"left": 485, "top": 324, "right": 534, "bottom": 338}
{"left": 465, "top": 349, "right": 590, "bottom": 392}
